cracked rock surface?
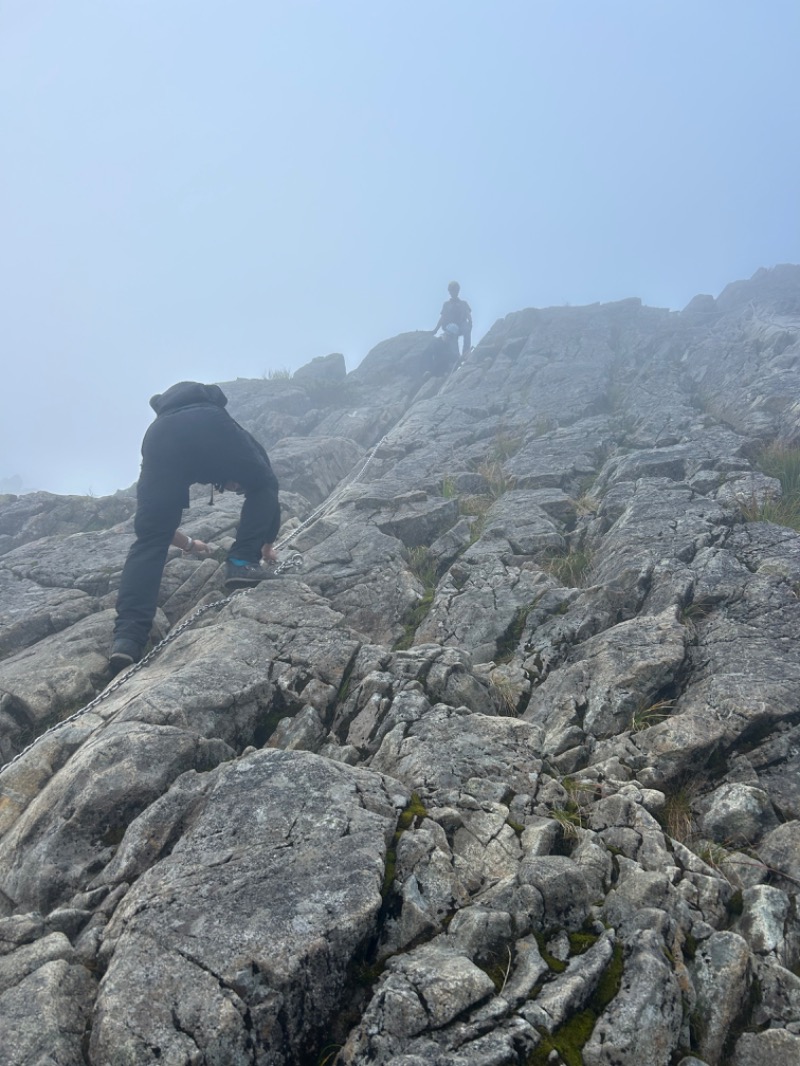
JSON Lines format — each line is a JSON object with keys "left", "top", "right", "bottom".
{"left": 2, "top": 265, "right": 800, "bottom": 1063}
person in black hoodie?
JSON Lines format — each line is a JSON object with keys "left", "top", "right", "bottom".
{"left": 109, "top": 381, "right": 281, "bottom": 675}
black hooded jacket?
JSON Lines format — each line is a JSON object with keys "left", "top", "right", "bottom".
{"left": 138, "top": 381, "right": 278, "bottom": 509}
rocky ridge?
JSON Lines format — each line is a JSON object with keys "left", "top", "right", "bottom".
{"left": 2, "top": 265, "right": 800, "bottom": 1064}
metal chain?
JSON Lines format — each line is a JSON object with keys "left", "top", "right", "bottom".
{"left": 0, "top": 391, "right": 433, "bottom": 778}
{"left": 0, "top": 447, "right": 376, "bottom": 779}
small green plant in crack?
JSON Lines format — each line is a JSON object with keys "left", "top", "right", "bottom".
{"left": 495, "top": 603, "right": 536, "bottom": 664}
{"left": 736, "top": 440, "right": 800, "bottom": 530}
{"left": 490, "top": 674, "right": 520, "bottom": 715}
{"left": 533, "top": 415, "right": 556, "bottom": 437}
{"left": 462, "top": 508, "right": 489, "bottom": 545}
{"left": 393, "top": 589, "right": 435, "bottom": 650}
{"left": 563, "top": 776, "right": 598, "bottom": 806}
{"left": 395, "top": 547, "right": 438, "bottom": 650}
{"left": 572, "top": 493, "right": 600, "bottom": 517}
{"left": 527, "top": 940, "right": 623, "bottom": 1066}
{"left": 548, "top": 804, "right": 582, "bottom": 840}
{"left": 317, "top": 1044, "right": 342, "bottom": 1066}
{"left": 681, "top": 599, "right": 714, "bottom": 623}
{"left": 488, "top": 429, "right": 523, "bottom": 462}
{"left": 459, "top": 493, "right": 493, "bottom": 518}
{"left": 382, "top": 793, "right": 428, "bottom": 898}
{"left": 631, "top": 698, "right": 675, "bottom": 732}
{"left": 441, "top": 475, "right": 458, "bottom": 498}
{"left": 758, "top": 441, "right": 800, "bottom": 500}
{"left": 698, "top": 840, "right": 732, "bottom": 872}
{"left": 738, "top": 491, "right": 800, "bottom": 531}
{"left": 543, "top": 546, "right": 593, "bottom": 587}
{"left": 477, "top": 459, "right": 516, "bottom": 499}
{"left": 405, "top": 545, "right": 437, "bottom": 589}
{"left": 481, "top": 945, "right": 514, "bottom": 993}
{"left": 658, "top": 786, "right": 697, "bottom": 845}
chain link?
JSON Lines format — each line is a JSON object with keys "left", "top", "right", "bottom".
{"left": 0, "top": 411, "right": 416, "bottom": 779}
{"left": 0, "top": 437, "right": 379, "bottom": 780}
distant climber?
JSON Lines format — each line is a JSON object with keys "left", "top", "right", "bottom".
{"left": 109, "top": 381, "right": 281, "bottom": 676}
{"left": 433, "top": 281, "right": 472, "bottom": 359}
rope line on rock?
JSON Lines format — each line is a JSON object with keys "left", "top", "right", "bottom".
{"left": 0, "top": 432, "right": 391, "bottom": 780}
{"left": 0, "top": 357, "right": 463, "bottom": 780}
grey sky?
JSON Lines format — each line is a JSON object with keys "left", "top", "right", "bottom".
{"left": 2, "top": 0, "right": 798, "bottom": 496}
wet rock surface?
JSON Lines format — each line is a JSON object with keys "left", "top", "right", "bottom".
{"left": 2, "top": 266, "right": 800, "bottom": 1063}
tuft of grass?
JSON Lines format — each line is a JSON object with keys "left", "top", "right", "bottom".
{"left": 758, "top": 441, "right": 800, "bottom": 499}
{"left": 477, "top": 459, "right": 516, "bottom": 499}
{"left": 263, "top": 367, "right": 292, "bottom": 380}
{"left": 459, "top": 494, "right": 493, "bottom": 517}
{"left": 395, "top": 547, "right": 438, "bottom": 649}
{"left": 481, "top": 945, "right": 514, "bottom": 993}
{"left": 738, "top": 492, "right": 800, "bottom": 530}
{"left": 490, "top": 674, "right": 520, "bottom": 715}
{"left": 544, "top": 546, "right": 593, "bottom": 587}
{"left": 562, "top": 776, "right": 598, "bottom": 805}
{"left": 548, "top": 805, "right": 582, "bottom": 840}
{"left": 659, "top": 787, "right": 696, "bottom": 844}
{"left": 441, "top": 475, "right": 458, "bottom": 498}
{"left": 489, "top": 429, "right": 523, "bottom": 462}
{"left": 533, "top": 415, "right": 556, "bottom": 437}
{"left": 572, "top": 493, "right": 600, "bottom": 517}
{"left": 406, "top": 545, "right": 437, "bottom": 589}
{"left": 631, "top": 699, "right": 675, "bottom": 732}
{"left": 739, "top": 441, "right": 800, "bottom": 530}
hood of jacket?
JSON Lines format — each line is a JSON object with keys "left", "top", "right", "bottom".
{"left": 149, "top": 381, "right": 228, "bottom": 415}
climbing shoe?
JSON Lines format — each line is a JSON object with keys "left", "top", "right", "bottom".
{"left": 109, "top": 638, "right": 142, "bottom": 677}
{"left": 224, "top": 559, "right": 270, "bottom": 589}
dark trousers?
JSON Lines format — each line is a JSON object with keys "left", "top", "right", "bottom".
{"left": 113, "top": 497, "right": 182, "bottom": 649}
{"left": 113, "top": 482, "right": 278, "bottom": 649}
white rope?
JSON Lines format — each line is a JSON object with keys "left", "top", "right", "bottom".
{"left": 0, "top": 437, "right": 389, "bottom": 779}
{"left": 0, "top": 360, "right": 460, "bottom": 781}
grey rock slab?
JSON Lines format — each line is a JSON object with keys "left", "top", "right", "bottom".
{"left": 450, "top": 804, "right": 523, "bottom": 891}
{"left": 731, "top": 1028, "right": 800, "bottom": 1066}
{"left": 751, "top": 956, "right": 800, "bottom": 1028}
{"left": 0, "top": 957, "right": 96, "bottom": 1066}
{"left": 525, "top": 931, "right": 615, "bottom": 1032}
{"left": 376, "top": 496, "right": 459, "bottom": 549}
{"left": 380, "top": 816, "right": 469, "bottom": 957}
{"left": 690, "top": 930, "right": 752, "bottom": 1064}
{"left": 91, "top": 750, "right": 407, "bottom": 1066}
{"left": 758, "top": 821, "right": 800, "bottom": 893}
{"left": 480, "top": 490, "right": 565, "bottom": 555}
{"left": 369, "top": 703, "right": 543, "bottom": 807}
{"left": 524, "top": 607, "right": 687, "bottom": 748}
{"left": 517, "top": 855, "right": 591, "bottom": 932}
{"left": 0, "top": 527, "right": 131, "bottom": 596}
{"left": 0, "top": 490, "right": 135, "bottom": 555}
{"left": 302, "top": 518, "right": 421, "bottom": 644}
{"left": 415, "top": 555, "right": 552, "bottom": 663}
{"left": 292, "top": 351, "right": 347, "bottom": 383}
{"left": 603, "top": 864, "right": 693, "bottom": 937}
{"left": 0, "top": 719, "right": 234, "bottom": 913}
{"left": 744, "top": 723, "right": 800, "bottom": 821}
{"left": 734, "top": 884, "right": 797, "bottom": 962}
{"left": 0, "top": 608, "right": 115, "bottom": 765}
{"left": 582, "top": 930, "right": 683, "bottom": 1066}
{"left": 0, "top": 569, "right": 95, "bottom": 661}
{"left": 696, "top": 782, "right": 778, "bottom": 845}
{"left": 337, "top": 943, "right": 496, "bottom": 1064}
{"left": 0, "top": 930, "right": 74, "bottom": 994}
{"left": 269, "top": 434, "right": 365, "bottom": 506}
{"left": 634, "top": 574, "right": 800, "bottom": 788}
